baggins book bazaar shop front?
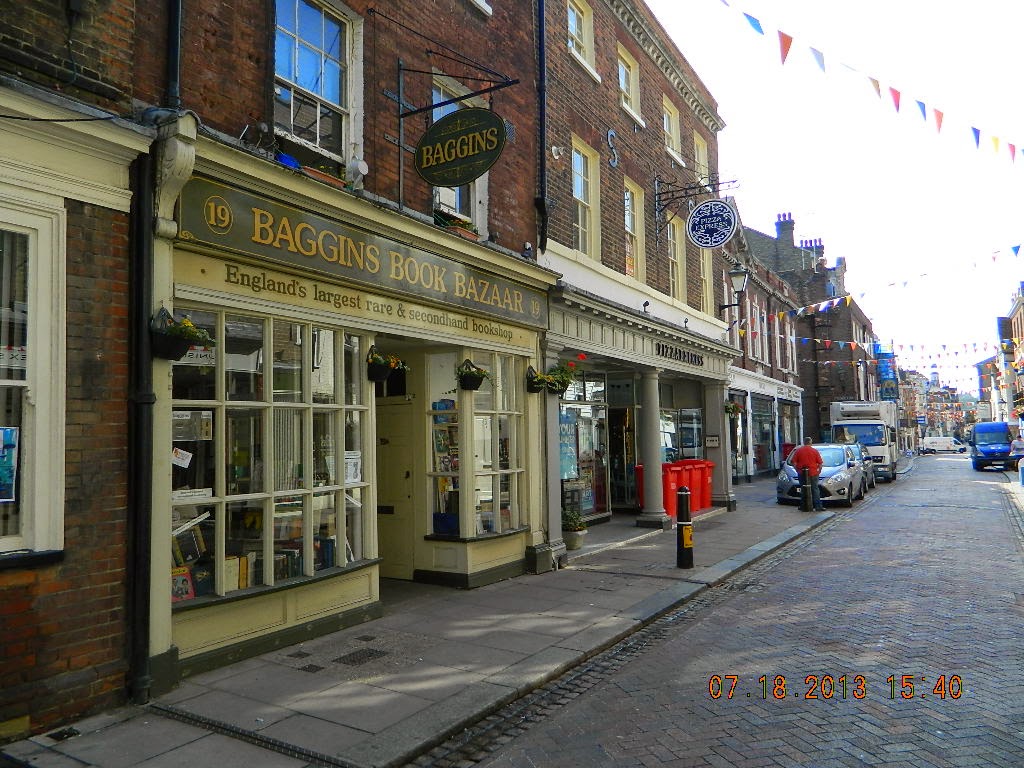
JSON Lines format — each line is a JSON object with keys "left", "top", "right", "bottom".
{"left": 153, "top": 173, "right": 557, "bottom": 687}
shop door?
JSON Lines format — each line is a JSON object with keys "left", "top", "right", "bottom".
{"left": 376, "top": 403, "right": 415, "bottom": 579}
{"left": 608, "top": 407, "right": 637, "bottom": 511}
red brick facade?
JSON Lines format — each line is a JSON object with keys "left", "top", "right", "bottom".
{"left": 0, "top": 202, "right": 131, "bottom": 737}
{"left": 543, "top": 0, "right": 729, "bottom": 308}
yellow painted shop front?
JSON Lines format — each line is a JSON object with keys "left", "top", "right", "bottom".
{"left": 159, "top": 175, "right": 553, "bottom": 681}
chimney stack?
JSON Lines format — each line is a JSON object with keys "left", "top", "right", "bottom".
{"left": 775, "top": 212, "right": 795, "bottom": 246}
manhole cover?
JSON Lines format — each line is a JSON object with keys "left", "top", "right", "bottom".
{"left": 333, "top": 648, "right": 389, "bottom": 666}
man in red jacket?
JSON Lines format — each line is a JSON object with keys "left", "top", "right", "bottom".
{"left": 790, "top": 437, "right": 825, "bottom": 511}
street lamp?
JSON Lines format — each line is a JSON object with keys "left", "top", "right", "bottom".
{"left": 719, "top": 265, "right": 749, "bottom": 314}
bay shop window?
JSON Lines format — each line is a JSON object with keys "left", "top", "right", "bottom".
{"left": 427, "top": 350, "right": 523, "bottom": 539}
{"left": 169, "top": 309, "right": 369, "bottom": 602}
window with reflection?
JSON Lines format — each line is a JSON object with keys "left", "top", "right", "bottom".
{"left": 427, "top": 349, "right": 522, "bottom": 537}
{"left": 170, "top": 309, "right": 369, "bottom": 603}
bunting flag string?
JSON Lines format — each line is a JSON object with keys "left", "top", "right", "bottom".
{"left": 719, "top": 3, "right": 1024, "bottom": 164}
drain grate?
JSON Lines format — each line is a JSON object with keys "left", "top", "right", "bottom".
{"left": 287, "top": 650, "right": 312, "bottom": 659}
{"left": 333, "top": 648, "right": 389, "bottom": 666}
{"left": 298, "top": 664, "right": 325, "bottom": 673}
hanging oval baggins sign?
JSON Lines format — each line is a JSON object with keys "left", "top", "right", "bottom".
{"left": 414, "top": 107, "right": 507, "bottom": 187}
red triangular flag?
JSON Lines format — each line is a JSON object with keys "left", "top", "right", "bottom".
{"left": 1009, "top": 143, "right": 1016, "bottom": 162}
{"left": 778, "top": 31, "right": 793, "bottom": 64}
{"left": 824, "top": 339, "right": 833, "bottom": 349}
{"left": 933, "top": 109, "right": 943, "bottom": 132}
{"left": 889, "top": 87, "right": 901, "bottom": 112}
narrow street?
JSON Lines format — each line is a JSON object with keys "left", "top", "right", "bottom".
{"left": 421, "top": 455, "right": 1024, "bottom": 768}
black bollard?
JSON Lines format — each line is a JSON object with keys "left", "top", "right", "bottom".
{"left": 800, "top": 467, "right": 812, "bottom": 512}
{"left": 676, "top": 486, "right": 693, "bottom": 569}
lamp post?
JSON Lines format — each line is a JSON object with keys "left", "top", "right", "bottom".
{"left": 720, "top": 264, "right": 749, "bottom": 365}
{"left": 719, "top": 265, "right": 749, "bottom": 315}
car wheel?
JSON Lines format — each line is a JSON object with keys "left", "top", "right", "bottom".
{"left": 843, "top": 486, "right": 854, "bottom": 507}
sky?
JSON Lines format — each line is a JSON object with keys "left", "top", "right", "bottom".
{"left": 646, "top": 0, "right": 1024, "bottom": 396}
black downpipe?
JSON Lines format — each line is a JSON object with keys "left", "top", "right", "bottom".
{"left": 166, "top": 0, "right": 183, "bottom": 109}
{"left": 534, "top": 0, "right": 548, "bottom": 253}
{"left": 127, "top": 155, "right": 156, "bottom": 704}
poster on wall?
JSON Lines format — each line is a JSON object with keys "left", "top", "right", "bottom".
{"left": 0, "top": 427, "right": 19, "bottom": 503}
{"left": 559, "top": 409, "right": 579, "bottom": 481}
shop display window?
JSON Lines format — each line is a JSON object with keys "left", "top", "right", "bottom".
{"left": 427, "top": 349, "right": 522, "bottom": 537}
{"left": 170, "top": 310, "right": 369, "bottom": 604}
{"left": 559, "top": 401, "right": 608, "bottom": 520}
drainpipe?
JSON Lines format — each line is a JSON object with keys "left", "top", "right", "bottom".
{"left": 128, "top": 155, "right": 156, "bottom": 703}
{"left": 166, "top": 0, "right": 182, "bottom": 109}
{"left": 534, "top": 0, "right": 548, "bottom": 253}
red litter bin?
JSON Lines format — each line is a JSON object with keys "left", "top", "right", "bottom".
{"left": 673, "top": 461, "right": 694, "bottom": 512}
{"left": 661, "top": 463, "right": 679, "bottom": 518}
{"left": 701, "top": 460, "right": 715, "bottom": 510}
{"left": 678, "top": 459, "right": 706, "bottom": 510}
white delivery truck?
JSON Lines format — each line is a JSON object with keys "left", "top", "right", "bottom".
{"left": 920, "top": 436, "right": 967, "bottom": 454}
{"left": 830, "top": 400, "right": 900, "bottom": 482}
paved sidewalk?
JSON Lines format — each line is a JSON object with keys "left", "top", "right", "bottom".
{"left": 2, "top": 477, "right": 835, "bottom": 768}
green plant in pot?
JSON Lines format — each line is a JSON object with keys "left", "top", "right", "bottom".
{"left": 561, "top": 508, "right": 587, "bottom": 550}
{"left": 543, "top": 363, "right": 575, "bottom": 395}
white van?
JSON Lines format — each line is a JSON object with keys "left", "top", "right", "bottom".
{"left": 921, "top": 436, "right": 966, "bottom": 454}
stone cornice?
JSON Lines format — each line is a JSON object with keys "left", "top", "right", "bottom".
{"left": 601, "top": 0, "right": 725, "bottom": 133}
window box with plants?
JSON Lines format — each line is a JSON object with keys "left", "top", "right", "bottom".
{"left": 433, "top": 208, "right": 479, "bottom": 241}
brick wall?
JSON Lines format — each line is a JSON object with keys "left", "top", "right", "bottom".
{"left": 133, "top": 0, "right": 538, "bottom": 253}
{"left": 0, "top": 0, "right": 135, "bottom": 111}
{"left": 0, "top": 201, "right": 130, "bottom": 741}
{"left": 543, "top": 0, "right": 732, "bottom": 310}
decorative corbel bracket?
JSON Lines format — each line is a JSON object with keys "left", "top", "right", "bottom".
{"left": 153, "top": 113, "right": 198, "bottom": 240}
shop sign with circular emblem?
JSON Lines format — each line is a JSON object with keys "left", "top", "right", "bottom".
{"left": 414, "top": 107, "right": 507, "bottom": 188}
{"left": 685, "top": 198, "right": 738, "bottom": 248}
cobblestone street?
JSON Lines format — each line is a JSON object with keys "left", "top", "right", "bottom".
{"left": 433, "top": 456, "right": 1024, "bottom": 768}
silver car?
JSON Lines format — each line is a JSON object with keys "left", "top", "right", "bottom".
{"left": 776, "top": 443, "right": 868, "bottom": 507}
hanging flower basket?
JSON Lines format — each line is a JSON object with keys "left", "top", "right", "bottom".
{"left": 365, "top": 345, "right": 409, "bottom": 382}
{"left": 525, "top": 366, "right": 547, "bottom": 393}
{"left": 543, "top": 363, "right": 575, "bottom": 396}
{"left": 149, "top": 307, "right": 215, "bottom": 361}
{"left": 724, "top": 401, "right": 745, "bottom": 416}
{"left": 456, "top": 359, "right": 490, "bottom": 391}
{"left": 367, "top": 362, "right": 392, "bottom": 382}
{"left": 150, "top": 332, "right": 193, "bottom": 361}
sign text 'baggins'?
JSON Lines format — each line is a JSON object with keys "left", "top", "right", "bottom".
{"left": 177, "top": 177, "right": 547, "bottom": 326}
{"left": 414, "top": 107, "right": 507, "bottom": 187}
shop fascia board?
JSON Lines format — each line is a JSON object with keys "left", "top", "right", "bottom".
{"left": 727, "top": 365, "right": 803, "bottom": 400}
{"left": 551, "top": 285, "right": 737, "bottom": 358}
{"left": 190, "top": 136, "right": 560, "bottom": 292}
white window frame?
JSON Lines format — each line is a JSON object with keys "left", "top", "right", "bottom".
{"left": 617, "top": 45, "right": 645, "bottom": 127}
{"left": 699, "top": 247, "right": 713, "bottom": 314}
{"left": 662, "top": 96, "right": 685, "bottom": 166}
{"left": 667, "top": 215, "right": 686, "bottom": 302}
{"left": 693, "top": 130, "right": 710, "bottom": 190}
{"left": 0, "top": 197, "right": 66, "bottom": 554}
{"left": 273, "top": 0, "right": 362, "bottom": 163}
{"left": 567, "top": 0, "right": 601, "bottom": 83}
{"left": 571, "top": 137, "right": 601, "bottom": 259}
{"left": 431, "top": 78, "right": 489, "bottom": 233}
{"left": 624, "top": 177, "right": 645, "bottom": 282}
